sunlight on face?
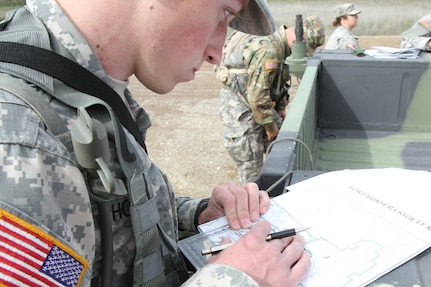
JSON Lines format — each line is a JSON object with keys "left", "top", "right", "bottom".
{"left": 346, "top": 14, "right": 359, "bottom": 30}
{"left": 135, "top": 0, "right": 248, "bottom": 94}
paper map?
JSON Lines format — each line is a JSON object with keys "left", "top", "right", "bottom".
{"left": 179, "top": 168, "right": 431, "bottom": 286}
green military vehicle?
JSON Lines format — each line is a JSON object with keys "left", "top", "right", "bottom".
{"left": 256, "top": 47, "right": 431, "bottom": 286}
{"left": 258, "top": 50, "right": 431, "bottom": 195}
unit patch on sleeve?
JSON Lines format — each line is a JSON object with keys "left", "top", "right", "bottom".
{"left": 0, "top": 210, "right": 88, "bottom": 287}
{"left": 419, "top": 18, "right": 431, "bottom": 30}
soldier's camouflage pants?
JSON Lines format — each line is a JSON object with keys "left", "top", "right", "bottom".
{"left": 219, "top": 88, "right": 282, "bottom": 184}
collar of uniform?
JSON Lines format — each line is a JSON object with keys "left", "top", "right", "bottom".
{"left": 108, "top": 76, "right": 134, "bottom": 118}
{"left": 26, "top": 0, "right": 112, "bottom": 87}
{"left": 274, "top": 25, "right": 290, "bottom": 58}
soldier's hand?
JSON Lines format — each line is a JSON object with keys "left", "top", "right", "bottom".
{"left": 264, "top": 122, "right": 279, "bottom": 141}
{"left": 266, "top": 128, "right": 279, "bottom": 141}
{"left": 278, "top": 110, "right": 286, "bottom": 121}
{"left": 198, "top": 182, "right": 270, "bottom": 230}
{"left": 207, "top": 220, "right": 311, "bottom": 287}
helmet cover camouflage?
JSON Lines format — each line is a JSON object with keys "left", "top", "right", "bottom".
{"left": 303, "top": 15, "right": 326, "bottom": 53}
{"left": 335, "top": 3, "right": 361, "bottom": 18}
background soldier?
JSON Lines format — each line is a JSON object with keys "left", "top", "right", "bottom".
{"left": 325, "top": 3, "right": 361, "bottom": 50}
{"left": 217, "top": 16, "right": 325, "bottom": 184}
{"left": 400, "top": 14, "right": 431, "bottom": 51}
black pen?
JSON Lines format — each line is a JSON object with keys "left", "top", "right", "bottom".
{"left": 201, "top": 227, "right": 311, "bottom": 256}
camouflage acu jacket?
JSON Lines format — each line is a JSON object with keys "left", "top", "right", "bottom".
{"left": 218, "top": 26, "right": 290, "bottom": 126}
{"left": 400, "top": 14, "right": 431, "bottom": 51}
{"left": 325, "top": 25, "right": 359, "bottom": 50}
{"left": 0, "top": 0, "right": 259, "bottom": 286}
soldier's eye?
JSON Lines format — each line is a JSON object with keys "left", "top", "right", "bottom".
{"left": 224, "top": 8, "right": 237, "bottom": 22}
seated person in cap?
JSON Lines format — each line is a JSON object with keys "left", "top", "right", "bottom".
{"left": 217, "top": 16, "right": 325, "bottom": 185}
{"left": 325, "top": 3, "right": 362, "bottom": 49}
{"left": 400, "top": 14, "right": 431, "bottom": 51}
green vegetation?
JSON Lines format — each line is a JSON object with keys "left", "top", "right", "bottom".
{"left": 0, "top": 0, "right": 24, "bottom": 21}
{"left": 0, "top": 0, "right": 25, "bottom": 5}
{"left": 269, "top": 0, "right": 431, "bottom": 36}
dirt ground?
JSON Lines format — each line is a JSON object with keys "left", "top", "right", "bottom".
{"left": 128, "top": 36, "right": 402, "bottom": 199}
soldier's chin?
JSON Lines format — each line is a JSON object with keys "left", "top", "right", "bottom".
{"left": 141, "top": 79, "right": 176, "bottom": 95}
{"left": 179, "top": 70, "right": 197, "bottom": 83}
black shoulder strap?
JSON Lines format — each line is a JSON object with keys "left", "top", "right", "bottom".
{"left": 0, "top": 41, "right": 147, "bottom": 152}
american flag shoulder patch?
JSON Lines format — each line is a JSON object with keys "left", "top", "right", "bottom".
{"left": 419, "top": 18, "right": 431, "bottom": 30}
{"left": 264, "top": 59, "right": 279, "bottom": 71}
{"left": 0, "top": 209, "right": 88, "bottom": 287}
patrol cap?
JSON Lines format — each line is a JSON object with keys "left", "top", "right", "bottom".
{"left": 303, "top": 16, "right": 326, "bottom": 54}
{"left": 335, "top": 3, "right": 361, "bottom": 18}
{"left": 228, "top": 0, "right": 276, "bottom": 36}
{"left": 401, "top": 14, "right": 431, "bottom": 39}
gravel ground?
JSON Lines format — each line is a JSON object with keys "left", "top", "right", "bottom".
{"left": 128, "top": 36, "right": 402, "bottom": 199}
{"left": 128, "top": 65, "right": 236, "bottom": 199}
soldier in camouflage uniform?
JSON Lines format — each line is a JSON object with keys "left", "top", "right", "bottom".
{"left": 325, "top": 3, "right": 361, "bottom": 50}
{"left": 217, "top": 16, "right": 325, "bottom": 184}
{"left": 0, "top": 0, "right": 311, "bottom": 286}
{"left": 400, "top": 14, "right": 431, "bottom": 51}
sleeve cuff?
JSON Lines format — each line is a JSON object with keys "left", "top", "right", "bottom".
{"left": 193, "top": 198, "right": 209, "bottom": 229}
{"left": 183, "top": 264, "right": 260, "bottom": 287}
